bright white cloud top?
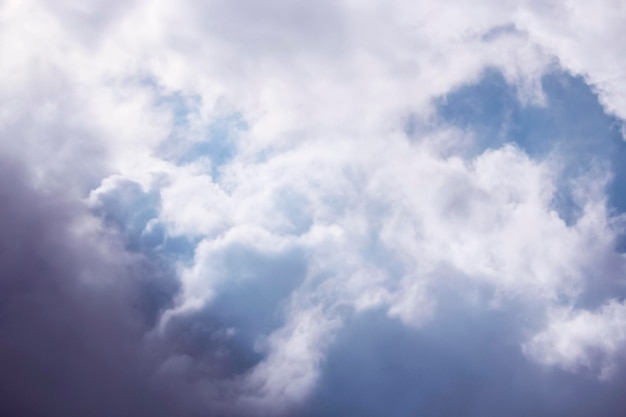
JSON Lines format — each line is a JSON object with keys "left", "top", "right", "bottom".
{"left": 1, "top": 1, "right": 626, "bottom": 416}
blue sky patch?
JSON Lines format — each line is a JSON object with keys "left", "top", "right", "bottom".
{"left": 436, "top": 68, "right": 626, "bottom": 234}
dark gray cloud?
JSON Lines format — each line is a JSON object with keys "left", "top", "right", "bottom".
{"left": 0, "top": 159, "right": 195, "bottom": 417}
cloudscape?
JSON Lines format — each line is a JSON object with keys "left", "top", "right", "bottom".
{"left": 1, "top": 1, "right": 626, "bottom": 416}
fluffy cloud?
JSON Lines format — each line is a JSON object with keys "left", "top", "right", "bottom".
{"left": 525, "top": 300, "right": 626, "bottom": 380}
{"left": 517, "top": 0, "right": 626, "bottom": 124}
{"left": 2, "top": 0, "right": 626, "bottom": 416}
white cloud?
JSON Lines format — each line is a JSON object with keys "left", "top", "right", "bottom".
{"left": 524, "top": 300, "right": 626, "bottom": 380}
{"left": 2, "top": 0, "right": 626, "bottom": 412}
{"left": 240, "top": 306, "right": 340, "bottom": 413}
{"left": 516, "top": 0, "right": 626, "bottom": 124}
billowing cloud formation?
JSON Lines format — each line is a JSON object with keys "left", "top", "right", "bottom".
{"left": 1, "top": 0, "right": 626, "bottom": 416}
{"left": 0, "top": 160, "right": 180, "bottom": 417}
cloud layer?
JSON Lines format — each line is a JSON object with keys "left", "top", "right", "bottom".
{"left": 1, "top": 0, "right": 626, "bottom": 416}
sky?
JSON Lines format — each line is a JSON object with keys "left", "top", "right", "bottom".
{"left": 1, "top": 1, "right": 626, "bottom": 416}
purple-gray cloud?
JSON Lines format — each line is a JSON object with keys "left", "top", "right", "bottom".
{"left": 0, "top": 159, "right": 190, "bottom": 417}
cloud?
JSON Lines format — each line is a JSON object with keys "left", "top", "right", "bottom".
{"left": 525, "top": 300, "right": 626, "bottom": 380}
{"left": 516, "top": 0, "right": 626, "bottom": 124}
{"left": 2, "top": 0, "right": 626, "bottom": 416}
{"left": 0, "top": 160, "right": 182, "bottom": 417}
{"left": 305, "top": 300, "right": 626, "bottom": 417}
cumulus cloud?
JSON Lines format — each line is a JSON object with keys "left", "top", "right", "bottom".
{"left": 525, "top": 300, "right": 626, "bottom": 380}
{"left": 1, "top": 0, "right": 626, "bottom": 416}
{"left": 516, "top": 0, "right": 626, "bottom": 124}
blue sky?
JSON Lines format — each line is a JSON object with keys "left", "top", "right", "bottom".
{"left": 1, "top": 1, "right": 626, "bottom": 416}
